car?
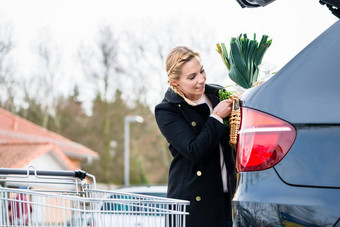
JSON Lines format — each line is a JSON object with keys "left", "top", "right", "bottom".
{"left": 90, "top": 185, "right": 189, "bottom": 227}
{"left": 114, "top": 185, "right": 167, "bottom": 198}
{"left": 235, "top": 0, "right": 340, "bottom": 18}
{"left": 99, "top": 185, "right": 167, "bottom": 216}
{"left": 231, "top": 19, "right": 340, "bottom": 226}
{"left": 67, "top": 216, "right": 92, "bottom": 227}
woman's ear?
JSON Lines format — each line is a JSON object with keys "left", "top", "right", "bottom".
{"left": 170, "top": 79, "right": 179, "bottom": 87}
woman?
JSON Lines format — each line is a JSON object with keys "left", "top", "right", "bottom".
{"left": 155, "top": 46, "right": 236, "bottom": 227}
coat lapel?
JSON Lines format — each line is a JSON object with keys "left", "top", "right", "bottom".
{"left": 205, "top": 84, "right": 221, "bottom": 108}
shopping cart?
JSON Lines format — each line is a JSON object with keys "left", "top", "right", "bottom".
{"left": 0, "top": 166, "right": 189, "bottom": 227}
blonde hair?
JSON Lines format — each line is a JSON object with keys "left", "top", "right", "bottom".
{"left": 166, "top": 46, "right": 201, "bottom": 106}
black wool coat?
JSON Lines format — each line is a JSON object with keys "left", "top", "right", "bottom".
{"left": 155, "top": 84, "right": 236, "bottom": 227}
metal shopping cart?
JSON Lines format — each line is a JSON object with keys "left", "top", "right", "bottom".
{"left": 0, "top": 166, "right": 189, "bottom": 227}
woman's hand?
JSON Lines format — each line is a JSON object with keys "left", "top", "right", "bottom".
{"left": 212, "top": 99, "right": 233, "bottom": 119}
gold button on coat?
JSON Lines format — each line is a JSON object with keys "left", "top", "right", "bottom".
{"left": 178, "top": 104, "right": 181, "bottom": 107}
{"left": 196, "top": 171, "right": 202, "bottom": 176}
{"left": 191, "top": 121, "right": 196, "bottom": 127}
{"left": 196, "top": 196, "right": 201, "bottom": 202}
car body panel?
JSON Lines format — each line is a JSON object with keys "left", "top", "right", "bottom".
{"left": 241, "top": 20, "right": 340, "bottom": 125}
{"left": 233, "top": 169, "right": 340, "bottom": 226}
{"left": 274, "top": 125, "right": 340, "bottom": 188}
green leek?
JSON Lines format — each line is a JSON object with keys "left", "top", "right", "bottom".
{"left": 217, "top": 33, "right": 272, "bottom": 89}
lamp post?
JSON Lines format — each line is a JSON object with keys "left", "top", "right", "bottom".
{"left": 124, "top": 115, "right": 144, "bottom": 187}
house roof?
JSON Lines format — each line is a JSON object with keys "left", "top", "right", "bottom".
{"left": 0, "top": 142, "right": 76, "bottom": 170}
{"left": 0, "top": 108, "right": 98, "bottom": 160}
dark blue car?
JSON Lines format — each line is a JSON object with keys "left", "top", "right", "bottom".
{"left": 232, "top": 19, "right": 340, "bottom": 226}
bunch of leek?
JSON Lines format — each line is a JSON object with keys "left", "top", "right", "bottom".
{"left": 217, "top": 33, "right": 272, "bottom": 89}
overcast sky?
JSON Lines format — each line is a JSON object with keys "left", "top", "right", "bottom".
{"left": 0, "top": 0, "right": 338, "bottom": 108}
{"left": 1, "top": 0, "right": 336, "bottom": 63}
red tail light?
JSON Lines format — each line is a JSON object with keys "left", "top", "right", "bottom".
{"left": 236, "top": 108, "right": 296, "bottom": 172}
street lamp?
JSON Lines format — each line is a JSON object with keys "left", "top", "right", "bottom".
{"left": 124, "top": 115, "right": 144, "bottom": 187}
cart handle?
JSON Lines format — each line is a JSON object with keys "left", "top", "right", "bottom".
{"left": 0, "top": 168, "right": 88, "bottom": 180}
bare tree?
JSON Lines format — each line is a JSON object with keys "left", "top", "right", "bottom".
{"left": 79, "top": 25, "right": 123, "bottom": 183}
{"left": 0, "top": 24, "right": 12, "bottom": 71}
{"left": 0, "top": 22, "right": 16, "bottom": 112}
{"left": 122, "top": 14, "right": 220, "bottom": 109}
{"left": 79, "top": 25, "right": 122, "bottom": 102}
{"left": 32, "top": 28, "right": 64, "bottom": 129}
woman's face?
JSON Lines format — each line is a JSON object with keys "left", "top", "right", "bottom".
{"left": 172, "top": 57, "right": 206, "bottom": 101}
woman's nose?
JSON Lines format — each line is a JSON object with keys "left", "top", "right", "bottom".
{"left": 198, "top": 73, "right": 206, "bottom": 83}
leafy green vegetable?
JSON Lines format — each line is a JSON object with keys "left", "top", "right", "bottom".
{"left": 217, "top": 33, "right": 272, "bottom": 89}
{"left": 218, "top": 86, "right": 234, "bottom": 126}
{"left": 218, "top": 86, "right": 233, "bottom": 101}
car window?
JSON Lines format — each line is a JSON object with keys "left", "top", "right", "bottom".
{"left": 100, "top": 192, "right": 167, "bottom": 213}
{"left": 137, "top": 192, "right": 167, "bottom": 197}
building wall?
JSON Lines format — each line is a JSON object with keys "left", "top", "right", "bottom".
{"left": 24, "top": 152, "right": 66, "bottom": 170}
{"left": 3, "top": 152, "right": 80, "bottom": 190}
